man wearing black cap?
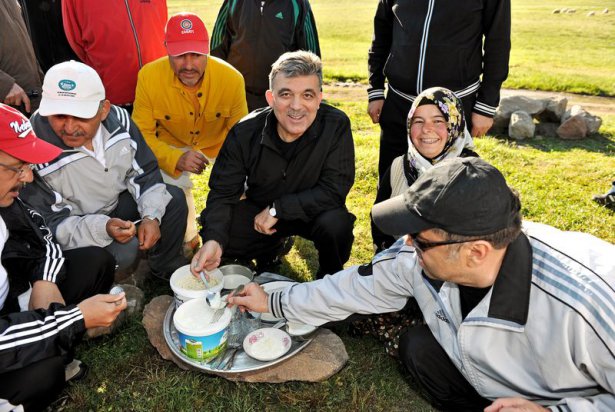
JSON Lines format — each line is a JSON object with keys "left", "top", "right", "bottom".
{"left": 230, "top": 157, "right": 615, "bottom": 411}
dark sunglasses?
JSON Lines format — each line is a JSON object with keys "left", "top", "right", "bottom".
{"left": 409, "top": 233, "right": 476, "bottom": 253}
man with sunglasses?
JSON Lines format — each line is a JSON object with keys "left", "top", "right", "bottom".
{"left": 0, "top": 103, "right": 127, "bottom": 410}
{"left": 230, "top": 157, "right": 615, "bottom": 411}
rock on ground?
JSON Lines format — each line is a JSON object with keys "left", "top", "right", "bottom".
{"left": 557, "top": 115, "right": 589, "bottom": 139}
{"left": 142, "top": 295, "right": 349, "bottom": 381}
{"left": 509, "top": 111, "right": 535, "bottom": 140}
{"left": 492, "top": 96, "right": 547, "bottom": 132}
{"left": 86, "top": 284, "right": 144, "bottom": 339}
{"left": 535, "top": 122, "right": 559, "bottom": 138}
{"left": 536, "top": 96, "right": 567, "bottom": 122}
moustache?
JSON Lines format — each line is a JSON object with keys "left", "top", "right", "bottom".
{"left": 60, "top": 130, "right": 86, "bottom": 137}
{"left": 179, "top": 69, "right": 200, "bottom": 75}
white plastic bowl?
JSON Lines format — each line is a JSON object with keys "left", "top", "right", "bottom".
{"left": 173, "top": 297, "right": 231, "bottom": 361}
{"left": 169, "top": 265, "right": 223, "bottom": 308}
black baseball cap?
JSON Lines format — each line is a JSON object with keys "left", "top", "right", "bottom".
{"left": 372, "top": 157, "right": 519, "bottom": 237}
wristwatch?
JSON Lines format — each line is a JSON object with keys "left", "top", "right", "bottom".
{"left": 268, "top": 202, "right": 277, "bottom": 217}
{"left": 142, "top": 215, "right": 160, "bottom": 224}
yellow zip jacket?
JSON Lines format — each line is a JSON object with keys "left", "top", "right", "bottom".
{"left": 132, "top": 55, "right": 247, "bottom": 177}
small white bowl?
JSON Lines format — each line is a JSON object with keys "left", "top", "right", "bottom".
{"left": 286, "top": 322, "right": 317, "bottom": 337}
{"left": 243, "top": 327, "right": 292, "bottom": 361}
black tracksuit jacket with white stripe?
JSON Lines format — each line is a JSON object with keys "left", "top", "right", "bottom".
{"left": 0, "top": 201, "right": 84, "bottom": 373}
{"left": 367, "top": 0, "right": 511, "bottom": 117}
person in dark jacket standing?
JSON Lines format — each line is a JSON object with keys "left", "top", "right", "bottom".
{"left": 16, "top": 0, "right": 79, "bottom": 72}
{"left": 210, "top": 0, "right": 320, "bottom": 111}
{"left": 0, "top": 104, "right": 127, "bottom": 411}
{"left": 0, "top": 0, "right": 43, "bottom": 114}
{"left": 367, "top": 0, "right": 510, "bottom": 179}
{"left": 193, "top": 51, "right": 355, "bottom": 278}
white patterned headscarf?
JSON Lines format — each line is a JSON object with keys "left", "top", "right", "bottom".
{"left": 405, "top": 87, "right": 475, "bottom": 180}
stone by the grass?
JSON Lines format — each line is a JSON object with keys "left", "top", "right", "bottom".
{"left": 225, "top": 328, "right": 348, "bottom": 383}
{"left": 564, "top": 105, "right": 602, "bottom": 134}
{"left": 509, "top": 111, "right": 535, "bottom": 140}
{"left": 536, "top": 96, "right": 567, "bottom": 122}
{"left": 557, "top": 115, "right": 588, "bottom": 139}
{"left": 86, "top": 284, "right": 144, "bottom": 339}
{"left": 492, "top": 96, "right": 547, "bottom": 132}
{"left": 535, "top": 122, "right": 559, "bottom": 138}
{"left": 142, "top": 295, "right": 349, "bottom": 381}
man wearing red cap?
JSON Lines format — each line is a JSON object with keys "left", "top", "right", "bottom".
{"left": 132, "top": 12, "right": 248, "bottom": 251}
{"left": 0, "top": 104, "right": 127, "bottom": 411}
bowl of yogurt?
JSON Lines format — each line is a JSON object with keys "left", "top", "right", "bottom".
{"left": 170, "top": 265, "right": 223, "bottom": 308}
{"left": 219, "top": 264, "right": 254, "bottom": 290}
{"left": 243, "top": 327, "right": 292, "bottom": 361}
{"left": 173, "top": 297, "right": 231, "bottom": 361}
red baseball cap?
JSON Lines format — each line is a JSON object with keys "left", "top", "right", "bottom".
{"left": 165, "top": 12, "right": 209, "bottom": 56}
{"left": 0, "top": 104, "right": 61, "bottom": 164}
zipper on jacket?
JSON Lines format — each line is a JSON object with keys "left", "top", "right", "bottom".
{"left": 124, "top": 0, "right": 143, "bottom": 68}
{"left": 416, "top": 0, "right": 435, "bottom": 93}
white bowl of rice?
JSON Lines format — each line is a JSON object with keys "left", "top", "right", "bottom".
{"left": 170, "top": 265, "right": 223, "bottom": 308}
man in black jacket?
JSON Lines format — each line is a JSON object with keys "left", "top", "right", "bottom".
{"left": 193, "top": 51, "right": 355, "bottom": 278}
{"left": 210, "top": 0, "right": 320, "bottom": 111}
{"left": 367, "top": 0, "right": 511, "bottom": 179}
{"left": 0, "top": 104, "right": 126, "bottom": 411}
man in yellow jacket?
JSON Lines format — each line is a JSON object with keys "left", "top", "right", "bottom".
{"left": 132, "top": 12, "right": 247, "bottom": 252}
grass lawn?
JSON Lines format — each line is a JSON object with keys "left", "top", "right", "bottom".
{"left": 168, "top": 0, "right": 615, "bottom": 95}
{"left": 53, "top": 1, "right": 615, "bottom": 410}
{"left": 56, "top": 83, "right": 615, "bottom": 410}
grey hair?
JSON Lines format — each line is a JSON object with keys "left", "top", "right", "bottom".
{"left": 269, "top": 51, "right": 323, "bottom": 90}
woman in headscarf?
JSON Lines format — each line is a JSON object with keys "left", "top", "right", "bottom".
{"left": 371, "top": 87, "right": 478, "bottom": 253}
{"left": 354, "top": 87, "right": 478, "bottom": 359}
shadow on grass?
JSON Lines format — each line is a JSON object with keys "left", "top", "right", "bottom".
{"left": 489, "top": 132, "right": 614, "bottom": 154}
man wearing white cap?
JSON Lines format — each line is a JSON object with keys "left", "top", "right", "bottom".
{"left": 0, "top": 103, "right": 127, "bottom": 411}
{"left": 230, "top": 157, "right": 615, "bottom": 411}
{"left": 132, "top": 12, "right": 248, "bottom": 252}
{"left": 22, "top": 61, "right": 189, "bottom": 281}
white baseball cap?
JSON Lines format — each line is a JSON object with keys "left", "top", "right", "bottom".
{"left": 39, "top": 61, "right": 105, "bottom": 119}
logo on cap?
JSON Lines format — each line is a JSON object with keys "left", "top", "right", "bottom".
{"left": 58, "top": 80, "right": 76, "bottom": 91}
{"left": 9, "top": 119, "right": 32, "bottom": 139}
{"left": 180, "top": 19, "right": 194, "bottom": 34}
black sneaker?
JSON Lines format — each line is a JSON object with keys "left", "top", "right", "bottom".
{"left": 593, "top": 192, "right": 615, "bottom": 207}
{"left": 65, "top": 359, "right": 89, "bottom": 383}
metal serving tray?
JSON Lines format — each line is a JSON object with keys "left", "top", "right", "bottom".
{"left": 162, "top": 302, "right": 313, "bottom": 375}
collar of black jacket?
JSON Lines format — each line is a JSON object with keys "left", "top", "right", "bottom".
{"left": 486, "top": 231, "right": 533, "bottom": 325}
{"left": 260, "top": 106, "right": 322, "bottom": 150}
